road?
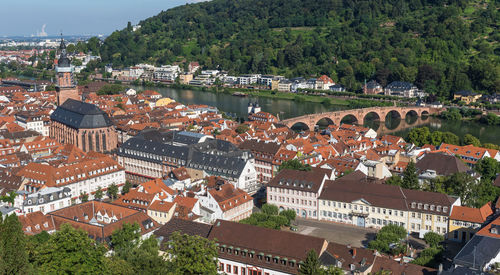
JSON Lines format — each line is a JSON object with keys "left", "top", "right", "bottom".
{"left": 294, "top": 218, "right": 378, "bottom": 248}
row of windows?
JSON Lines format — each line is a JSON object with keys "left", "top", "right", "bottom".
{"left": 270, "top": 187, "right": 315, "bottom": 197}
{"left": 270, "top": 195, "right": 317, "bottom": 207}
{"left": 219, "top": 247, "right": 297, "bottom": 269}
{"left": 410, "top": 202, "right": 448, "bottom": 213}
{"left": 322, "top": 201, "right": 405, "bottom": 217}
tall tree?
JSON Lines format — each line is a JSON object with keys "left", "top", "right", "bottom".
{"left": 402, "top": 161, "right": 419, "bottom": 190}
{"left": 167, "top": 232, "right": 218, "bottom": 274}
{"left": 118, "top": 236, "right": 169, "bottom": 274}
{"left": 35, "top": 224, "right": 108, "bottom": 274}
{"left": 122, "top": 181, "right": 132, "bottom": 195}
{"left": 299, "top": 249, "right": 321, "bottom": 275}
{"left": 111, "top": 222, "right": 141, "bottom": 255}
{"left": 475, "top": 157, "right": 500, "bottom": 182}
{"left": 278, "top": 159, "right": 311, "bottom": 172}
{"left": 0, "top": 214, "right": 31, "bottom": 274}
{"left": 107, "top": 184, "right": 119, "bottom": 200}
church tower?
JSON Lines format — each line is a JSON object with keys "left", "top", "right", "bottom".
{"left": 55, "top": 37, "right": 79, "bottom": 105}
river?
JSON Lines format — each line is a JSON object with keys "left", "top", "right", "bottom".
{"left": 133, "top": 86, "right": 500, "bottom": 145}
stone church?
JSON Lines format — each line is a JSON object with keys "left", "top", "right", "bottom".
{"left": 50, "top": 38, "right": 117, "bottom": 153}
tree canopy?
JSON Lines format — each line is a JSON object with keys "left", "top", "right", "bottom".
{"left": 100, "top": 0, "right": 500, "bottom": 97}
{"left": 278, "top": 159, "right": 311, "bottom": 172}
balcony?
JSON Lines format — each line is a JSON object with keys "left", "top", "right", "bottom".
{"left": 350, "top": 210, "right": 369, "bottom": 217}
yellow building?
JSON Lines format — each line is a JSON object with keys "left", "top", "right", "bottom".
{"left": 448, "top": 203, "right": 492, "bottom": 242}
{"left": 155, "top": 97, "right": 175, "bottom": 107}
{"left": 147, "top": 201, "right": 177, "bottom": 225}
{"left": 318, "top": 173, "right": 458, "bottom": 237}
{"left": 271, "top": 79, "right": 280, "bottom": 91}
{"left": 453, "top": 90, "right": 482, "bottom": 104}
{"left": 179, "top": 73, "right": 193, "bottom": 84}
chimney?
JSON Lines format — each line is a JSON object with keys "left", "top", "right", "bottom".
{"left": 352, "top": 248, "right": 357, "bottom": 258}
{"left": 438, "top": 264, "right": 443, "bottom": 274}
{"left": 347, "top": 244, "right": 351, "bottom": 249}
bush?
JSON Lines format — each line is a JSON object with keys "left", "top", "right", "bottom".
{"left": 423, "top": 232, "right": 444, "bottom": 248}
{"left": 262, "top": 204, "right": 279, "bottom": 216}
{"left": 412, "top": 247, "right": 443, "bottom": 268}
{"left": 369, "top": 224, "right": 407, "bottom": 254}
{"left": 269, "top": 215, "right": 289, "bottom": 227}
{"left": 279, "top": 210, "right": 296, "bottom": 224}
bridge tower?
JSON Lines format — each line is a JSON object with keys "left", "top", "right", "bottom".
{"left": 55, "top": 36, "right": 80, "bottom": 105}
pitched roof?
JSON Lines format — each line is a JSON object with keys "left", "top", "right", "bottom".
{"left": 50, "top": 99, "right": 113, "bottom": 129}
{"left": 208, "top": 184, "right": 252, "bottom": 212}
{"left": 18, "top": 211, "right": 55, "bottom": 235}
{"left": 48, "top": 201, "right": 159, "bottom": 242}
{"left": 416, "top": 153, "right": 469, "bottom": 175}
{"left": 208, "top": 219, "right": 328, "bottom": 269}
{"left": 267, "top": 167, "right": 330, "bottom": 193}
{"left": 238, "top": 140, "right": 282, "bottom": 155}
{"left": 450, "top": 203, "right": 493, "bottom": 224}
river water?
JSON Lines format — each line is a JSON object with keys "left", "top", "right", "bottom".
{"left": 133, "top": 86, "right": 500, "bottom": 145}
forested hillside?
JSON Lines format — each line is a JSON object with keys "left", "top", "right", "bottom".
{"left": 100, "top": 0, "right": 500, "bottom": 98}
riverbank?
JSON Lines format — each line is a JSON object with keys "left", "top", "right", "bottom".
{"left": 138, "top": 82, "right": 399, "bottom": 109}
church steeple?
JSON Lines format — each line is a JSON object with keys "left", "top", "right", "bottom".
{"left": 57, "top": 37, "right": 71, "bottom": 68}
{"left": 55, "top": 35, "right": 79, "bottom": 105}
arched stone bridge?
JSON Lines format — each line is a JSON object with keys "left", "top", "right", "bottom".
{"left": 280, "top": 106, "right": 441, "bottom": 130}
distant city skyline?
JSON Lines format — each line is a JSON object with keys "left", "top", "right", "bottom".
{"left": 0, "top": 0, "right": 209, "bottom": 37}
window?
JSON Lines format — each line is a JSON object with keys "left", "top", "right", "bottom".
{"left": 220, "top": 263, "right": 224, "bottom": 271}
{"left": 227, "top": 264, "right": 231, "bottom": 273}
{"left": 241, "top": 267, "right": 246, "bottom": 275}
{"left": 234, "top": 266, "right": 238, "bottom": 274}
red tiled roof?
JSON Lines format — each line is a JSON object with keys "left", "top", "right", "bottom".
{"left": 450, "top": 203, "right": 493, "bottom": 224}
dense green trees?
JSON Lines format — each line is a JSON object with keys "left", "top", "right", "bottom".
{"left": 278, "top": 159, "right": 312, "bottom": 172}
{"left": 402, "top": 161, "right": 419, "bottom": 190}
{"left": 35, "top": 224, "right": 109, "bottom": 274}
{"left": 475, "top": 157, "right": 500, "bottom": 182}
{"left": 299, "top": 249, "right": 321, "bottom": 275}
{"left": 100, "top": 0, "right": 500, "bottom": 98}
{"left": 413, "top": 232, "right": 445, "bottom": 268}
{"left": 368, "top": 224, "right": 407, "bottom": 255}
{"left": 0, "top": 214, "right": 219, "bottom": 274}
{"left": 240, "top": 204, "right": 296, "bottom": 229}
{"left": 0, "top": 214, "right": 31, "bottom": 274}
{"left": 166, "top": 231, "right": 218, "bottom": 274}
{"left": 107, "top": 184, "right": 119, "bottom": 200}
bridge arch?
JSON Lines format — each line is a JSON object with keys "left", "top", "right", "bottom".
{"left": 384, "top": 110, "right": 402, "bottom": 121}
{"left": 280, "top": 106, "right": 438, "bottom": 130}
{"left": 363, "top": 111, "right": 382, "bottom": 122}
{"left": 315, "top": 117, "right": 335, "bottom": 129}
{"left": 403, "top": 110, "right": 418, "bottom": 125}
{"left": 290, "top": 122, "right": 310, "bottom": 132}
{"left": 340, "top": 114, "right": 359, "bottom": 125}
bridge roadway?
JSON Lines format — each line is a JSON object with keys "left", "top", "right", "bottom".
{"left": 280, "top": 106, "right": 441, "bottom": 130}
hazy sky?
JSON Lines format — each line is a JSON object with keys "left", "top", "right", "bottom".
{"left": 0, "top": 0, "right": 207, "bottom": 37}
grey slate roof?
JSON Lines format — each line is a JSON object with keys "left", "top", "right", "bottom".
{"left": 385, "top": 81, "right": 416, "bottom": 91}
{"left": 119, "top": 130, "right": 251, "bottom": 178}
{"left": 453, "top": 235, "right": 500, "bottom": 270}
{"left": 119, "top": 137, "right": 189, "bottom": 165}
{"left": 416, "top": 153, "right": 470, "bottom": 176}
{"left": 50, "top": 99, "right": 113, "bottom": 129}
{"left": 24, "top": 187, "right": 72, "bottom": 207}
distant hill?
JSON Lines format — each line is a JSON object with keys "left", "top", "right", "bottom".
{"left": 100, "top": 0, "right": 500, "bottom": 98}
